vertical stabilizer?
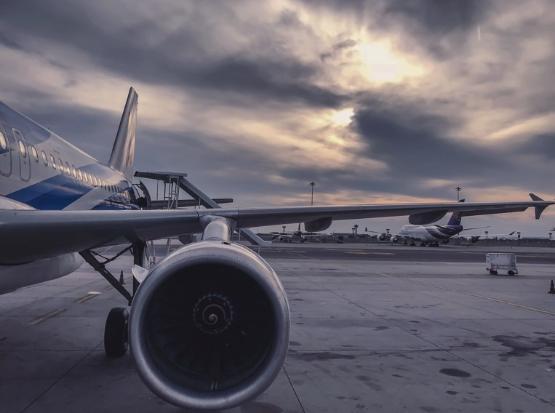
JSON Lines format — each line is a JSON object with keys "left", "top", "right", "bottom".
{"left": 109, "top": 87, "right": 138, "bottom": 179}
{"left": 447, "top": 198, "right": 465, "bottom": 226}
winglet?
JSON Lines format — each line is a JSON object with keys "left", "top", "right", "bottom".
{"left": 529, "top": 193, "right": 547, "bottom": 219}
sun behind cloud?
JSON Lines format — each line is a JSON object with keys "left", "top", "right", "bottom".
{"left": 356, "top": 40, "right": 426, "bottom": 85}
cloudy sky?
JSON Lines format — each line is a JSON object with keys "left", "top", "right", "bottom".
{"left": 1, "top": 0, "right": 554, "bottom": 235}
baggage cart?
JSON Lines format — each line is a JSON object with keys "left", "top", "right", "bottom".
{"left": 486, "top": 253, "right": 518, "bottom": 275}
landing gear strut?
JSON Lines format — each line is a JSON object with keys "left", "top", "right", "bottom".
{"left": 80, "top": 241, "right": 148, "bottom": 358}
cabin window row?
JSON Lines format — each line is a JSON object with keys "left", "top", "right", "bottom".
{"left": 0, "top": 130, "right": 122, "bottom": 193}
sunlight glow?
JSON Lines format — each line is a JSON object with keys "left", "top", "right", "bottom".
{"left": 356, "top": 41, "right": 424, "bottom": 84}
{"left": 331, "top": 107, "right": 354, "bottom": 127}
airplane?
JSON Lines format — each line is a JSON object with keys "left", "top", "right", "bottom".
{"left": 271, "top": 223, "right": 322, "bottom": 242}
{"left": 368, "top": 228, "right": 392, "bottom": 241}
{"left": 482, "top": 230, "right": 520, "bottom": 240}
{"left": 392, "top": 202, "right": 490, "bottom": 246}
{"left": 0, "top": 87, "right": 552, "bottom": 411}
{"left": 457, "top": 230, "right": 520, "bottom": 242}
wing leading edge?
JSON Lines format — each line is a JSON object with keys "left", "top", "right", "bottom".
{"left": 0, "top": 197, "right": 551, "bottom": 264}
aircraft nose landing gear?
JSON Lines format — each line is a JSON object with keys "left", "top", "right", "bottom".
{"left": 104, "top": 307, "right": 129, "bottom": 357}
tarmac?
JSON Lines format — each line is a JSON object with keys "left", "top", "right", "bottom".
{"left": 1, "top": 242, "right": 554, "bottom": 412}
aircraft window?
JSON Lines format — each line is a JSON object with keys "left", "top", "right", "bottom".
{"left": 41, "top": 151, "right": 48, "bottom": 165}
{"left": 0, "top": 131, "right": 7, "bottom": 150}
{"left": 30, "top": 146, "right": 39, "bottom": 162}
{"left": 50, "top": 155, "right": 57, "bottom": 170}
{"left": 18, "top": 141, "right": 27, "bottom": 158}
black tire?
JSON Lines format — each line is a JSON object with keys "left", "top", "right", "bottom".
{"left": 104, "top": 307, "right": 129, "bottom": 358}
{"left": 508, "top": 270, "right": 515, "bottom": 276}
{"left": 489, "top": 270, "right": 498, "bottom": 275}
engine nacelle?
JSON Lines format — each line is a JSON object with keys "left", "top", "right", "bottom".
{"left": 129, "top": 241, "right": 290, "bottom": 410}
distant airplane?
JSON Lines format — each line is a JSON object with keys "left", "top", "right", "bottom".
{"left": 393, "top": 204, "right": 489, "bottom": 246}
{"left": 0, "top": 87, "right": 551, "bottom": 410}
{"left": 271, "top": 223, "right": 323, "bottom": 242}
{"left": 484, "top": 230, "right": 519, "bottom": 240}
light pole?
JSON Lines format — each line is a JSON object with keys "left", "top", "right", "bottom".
{"left": 456, "top": 186, "right": 462, "bottom": 201}
{"left": 309, "top": 181, "right": 315, "bottom": 206}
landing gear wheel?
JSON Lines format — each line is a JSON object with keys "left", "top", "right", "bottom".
{"left": 104, "top": 307, "right": 129, "bottom": 358}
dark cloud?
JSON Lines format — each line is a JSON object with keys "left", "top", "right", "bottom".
{"left": 383, "top": 0, "right": 492, "bottom": 59}
{"left": 0, "top": 31, "right": 23, "bottom": 50}
{"left": 517, "top": 133, "right": 555, "bottom": 160}
{"left": 352, "top": 98, "right": 550, "bottom": 193}
{"left": 382, "top": 0, "right": 489, "bottom": 35}
{"left": 0, "top": 0, "right": 345, "bottom": 108}
{"left": 353, "top": 101, "right": 496, "bottom": 177}
{"left": 189, "top": 57, "right": 347, "bottom": 108}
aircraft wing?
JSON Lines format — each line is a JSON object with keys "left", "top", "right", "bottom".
{"left": 0, "top": 197, "right": 551, "bottom": 263}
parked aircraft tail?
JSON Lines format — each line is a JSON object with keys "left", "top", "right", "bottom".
{"left": 109, "top": 87, "right": 138, "bottom": 179}
{"left": 447, "top": 198, "right": 465, "bottom": 226}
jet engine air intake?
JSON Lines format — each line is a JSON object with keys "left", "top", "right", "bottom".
{"left": 129, "top": 241, "right": 290, "bottom": 410}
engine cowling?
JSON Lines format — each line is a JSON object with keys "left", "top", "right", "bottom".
{"left": 129, "top": 241, "right": 290, "bottom": 410}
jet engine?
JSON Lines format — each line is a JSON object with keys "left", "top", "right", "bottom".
{"left": 129, "top": 241, "right": 290, "bottom": 410}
